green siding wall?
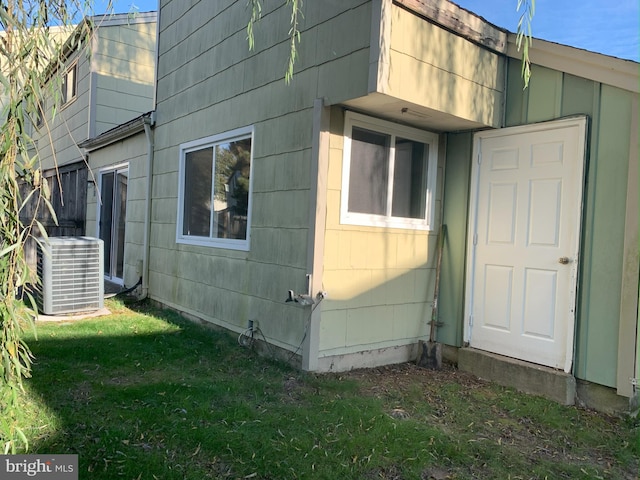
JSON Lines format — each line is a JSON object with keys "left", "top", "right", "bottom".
{"left": 152, "top": 0, "right": 372, "bottom": 354}
{"left": 438, "top": 133, "right": 473, "bottom": 347}
{"left": 442, "top": 58, "right": 633, "bottom": 387}
{"left": 506, "top": 61, "right": 633, "bottom": 388}
{"left": 438, "top": 60, "right": 633, "bottom": 387}
{"left": 576, "top": 85, "right": 632, "bottom": 387}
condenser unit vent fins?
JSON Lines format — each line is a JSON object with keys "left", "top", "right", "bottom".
{"left": 37, "top": 237, "right": 104, "bottom": 315}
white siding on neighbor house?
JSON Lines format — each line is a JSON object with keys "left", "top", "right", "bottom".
{"left": 94, "top": 76, "right": 154, "bottom": 134}
{"left": 91, "top": 19, "right": 157, "bottom": 136}
{"left": 85, "top": 132, "right": 149, "bottom": 287}
{"left": 37, "top": 49, "right": 91, "bottom": 171}
{"left": 152, "top": 0, "right": 372, "bottom": 354}
{"left": 35, "top": 15, "right": 156, "bottom": 172}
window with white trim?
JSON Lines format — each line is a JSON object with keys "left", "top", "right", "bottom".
{"left": 341, "top": 112, "right": 439, "bottom": 230}
{"left": 61, "top": 62, "right": 77, "bottom": 105}
{"left": 177, "top": 126, "right": 254, "bottom": 250}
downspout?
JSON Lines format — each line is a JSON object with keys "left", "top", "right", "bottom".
{"left": 140, "top": 8, "right": 160, "bottom": 300}
{"left": 140, "top": 111, "right": 156, "bottom": 300}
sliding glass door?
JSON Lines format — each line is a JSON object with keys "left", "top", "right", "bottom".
{"left": 99, "top": 165, "right": 128, "bottom": 283}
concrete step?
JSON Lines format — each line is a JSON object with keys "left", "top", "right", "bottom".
{"left": 458, "top": 347, "right": 576, "bottom": 405}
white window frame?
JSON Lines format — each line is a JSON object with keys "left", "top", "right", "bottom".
{"left": 340, "top": 111, "right": 439, "bottom": 230}
{"left": 96, "top": 162, "right": 130, "bottom": 284}
{"left": 61, "top": 62, "right": 77, "bottom": 106}
{"left": 176, "top": 126, "right": 255, "bottom": 251}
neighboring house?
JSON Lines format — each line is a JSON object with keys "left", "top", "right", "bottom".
{"left": 79, "top": 111, "right": 155, "bottom": 289}
{"left": 0, "top": 25, "right": 75, "bottom": 122}
{"left": 24, "top": 12, "right": 157, "bottom": 283}
{"left": 87, "top": 0, "right": 638, "bottom": 413}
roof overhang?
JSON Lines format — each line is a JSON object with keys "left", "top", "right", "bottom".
{"left": 79, "top": 111, "right": 154, "bottom": 152}
{"left": 398, "top": 0, "right": 638, "bottom": 93}
{"left": 506, "top": 35, "right": 639, "bottom": 93}
{"left": 395, "top": 0, "right": 508, "bottom": 54}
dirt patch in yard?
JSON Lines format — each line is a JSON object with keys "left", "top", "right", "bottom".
{"left": 338, "top": 362, "right": 639, "bottom": 480}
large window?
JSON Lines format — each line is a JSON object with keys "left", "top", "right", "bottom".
{"left": 341, "top": 112, "right": 438, "bottom": 230}
{"left": 177, "top": 126, "right": 254, "bottom": 250}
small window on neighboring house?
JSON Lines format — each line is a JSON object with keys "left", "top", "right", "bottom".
{"left": 61, "top": 62, "right": 77, "bottom": 105}
{"left": 177, "top": 126, "right": 254, "bottom": 250}
{"left": 341, "top": 111, "right": 439, "bottom": 230}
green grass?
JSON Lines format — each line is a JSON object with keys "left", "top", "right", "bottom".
{"left": 16, "top": 298, "right": 639, "bottom": 479}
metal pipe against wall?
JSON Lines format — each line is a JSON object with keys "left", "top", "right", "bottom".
{"left": 140, "top": 111, "right": 156, "bottom": 300}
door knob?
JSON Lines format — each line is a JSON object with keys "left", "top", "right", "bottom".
{"left": 558, "top": 256, "right": 571, "bottom": 265}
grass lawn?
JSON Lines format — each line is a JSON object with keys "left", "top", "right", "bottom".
{"left": 16, "top": 298, "right": 639, "bottom": 479}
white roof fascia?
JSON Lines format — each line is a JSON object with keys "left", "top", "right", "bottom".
{"left": 90, "top": 11, "right": 157, "bottom": 28}
{"left": 506, "top": 34, "right": 639, "bottom": 94}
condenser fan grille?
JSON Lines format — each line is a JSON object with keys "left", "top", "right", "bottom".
{"left": 36, "top": 237, "right": 104, "bottom": 315}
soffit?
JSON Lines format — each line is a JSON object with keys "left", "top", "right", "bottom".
{"left": 343, "top": 94, "right": 487, "bottom": 132}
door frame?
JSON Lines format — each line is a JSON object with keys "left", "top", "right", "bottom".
{"left": 97, "top": 163, "right": 129, "bottom": 285}
{"left": 463, "top": 117, "right": 588, "bottom": 373}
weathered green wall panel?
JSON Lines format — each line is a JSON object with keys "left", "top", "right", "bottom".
{"left": 560, "top": 74, "right": 597, "bottom": 117}
{"left": 503, "top": 59, "right": 633, "bottom": 388}
{"left": 439, "top": 132, "right": 473, "bottom": 347}
{"left": 152, "top": 0, "right": 375, "bottom": 351}
{"left": 526, "top": 66, "right": 563, "bottom": 123}
{"left": 575, "top": 85, "right": 632, "bottom": 386}
{"left": 556, "top": 73, "right": 600, "bottom": 384}
{"left": 505, "top": 60, "right": 527, "bottom": 126}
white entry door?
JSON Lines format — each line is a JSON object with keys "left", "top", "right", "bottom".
{"left": 465, "top": 117, "right": 587, "bottom": 372}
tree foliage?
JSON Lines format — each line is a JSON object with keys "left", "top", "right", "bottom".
{"left": 0, "top": 0, "right": 106, "bottom": 453}
{"left": 247, "top": 0, "right": 302, "bottom": 84}
{"left": 516, "top": 0, "right": 535, "bottom": 88}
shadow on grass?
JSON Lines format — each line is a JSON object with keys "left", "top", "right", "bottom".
{"left": 24, "top": 301, "right": 306, "bottom": 478}
{"left": 21, "top": 299, "right": 640, "bottom": 480}
{"left": 26, "top": 300, "right": 413, "bottom": 479}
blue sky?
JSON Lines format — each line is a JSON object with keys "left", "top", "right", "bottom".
{"left": 455, "top": 0, "right": 639, "bottom": 61}
{"left": 103, "top": 0, "right": 639, "bottom": 61}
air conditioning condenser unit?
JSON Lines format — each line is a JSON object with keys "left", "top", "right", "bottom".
{"left": 36, "top": 237, "right": 104, "bottom": 315}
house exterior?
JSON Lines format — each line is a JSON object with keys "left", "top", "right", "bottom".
{"left": 79, "top": 112, "right": 155, "bottom": 289}
{"left": 25, "top": 12, "right": 157, "bottom": 283}
{"left": 89, "top": 0, "right": 637, "bottom": 412}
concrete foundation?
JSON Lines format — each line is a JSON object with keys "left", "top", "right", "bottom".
{"left": 458, "top": 347, "right": 576, "bottom": 405}
{"left": 458, "top": 348, "right": 638, "bottom": 414}
{"left": 575, "top": 379, "right": 637, "bottom": 416}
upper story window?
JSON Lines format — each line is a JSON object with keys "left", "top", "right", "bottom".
{"left": 176, "top": 126, "right": 254, "bottom": 251}
{"left": 341, "top": 111, "right": 439, "bottom": 230}
{"left": 61, "top": 62, "right": 77, "bottom": 105}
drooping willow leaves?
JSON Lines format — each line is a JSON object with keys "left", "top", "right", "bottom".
{"left": 0, "top": 0, "right": 112, "bottom": 453}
